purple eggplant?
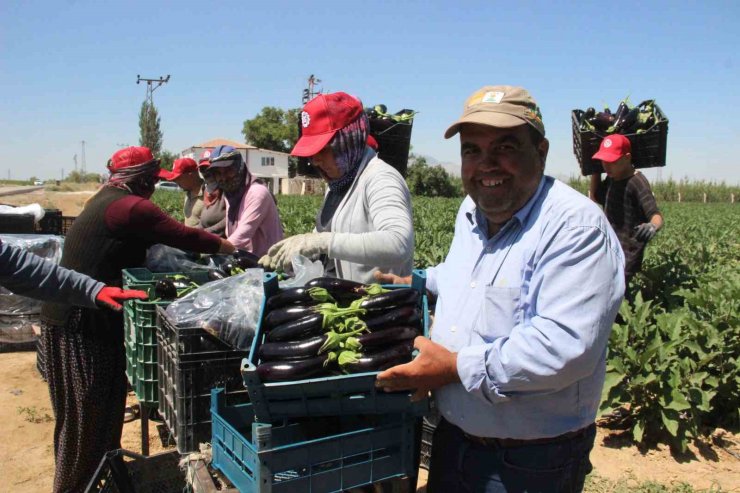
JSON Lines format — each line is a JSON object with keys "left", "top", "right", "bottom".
{"left": 266, "top": 313, "right": 324, "bottom": 342}
{"left": 265, "top": 287, "right": 335, "bottom": 312}
{"left": 263, "top": 305, "right": 318, "bottom": 329}
{"left": 305, "top": 277, "right": 367, "bottom": 302}
{"left": 259, "top": 334, "right": 327, "bottom": 361}
{"left": 234, "top": 250, "right": 260, "bottom": 269}
{"left": 340, "top": 340, "right": 415, "bottom": 374}
{"left": 256, "top": 353, "right": 333, "bottom": 382}
{"left": 350, "top": 326, "right": 418, "bottom": 350}
{"left": 363, "top": 305, "right": 421, "bottom": 332}
{"left": 359, "top": 288, "right": 419, "bottom": 312}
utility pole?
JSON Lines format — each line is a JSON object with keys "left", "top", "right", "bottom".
{"left": 73, "top": 154, "right": 78, "bottom": 172}
{"left": 302, "top": 74, "right": 322, "bottom": 103}
{"left": 80, "top": 141, "right": 87, "bottom": 174}
{"left": 137, "top": 74, "right": 170, "bottom": 107}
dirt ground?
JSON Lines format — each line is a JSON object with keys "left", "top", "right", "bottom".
{"left": 0, "top": 352, "right": 737, "bottom": 493}
{"left": 0, "top": 184, "right": 98, "bottom": 216}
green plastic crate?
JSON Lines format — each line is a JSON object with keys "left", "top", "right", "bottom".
{"left": 122, "top": 268, "right": 213, "bottom": 407}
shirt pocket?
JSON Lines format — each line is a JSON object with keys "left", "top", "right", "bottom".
{"left": 475, "top": 286, "right": 521, "bottom": 342}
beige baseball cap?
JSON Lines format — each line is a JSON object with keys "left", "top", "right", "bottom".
{"left": 444, "top": 85, "right": 545, "bottom": 139}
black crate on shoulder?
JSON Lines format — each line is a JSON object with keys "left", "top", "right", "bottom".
{"left": 572, "top": 103, "right": 669, "bottom": 176}
{"left": 369, "top": 113, "right": 414, "bottom": 177}
{"left": 156, "top": 307, "right": 249, "bottom": 454}
{"left": 84, "top": 449, "right": 184, "bottom": 493}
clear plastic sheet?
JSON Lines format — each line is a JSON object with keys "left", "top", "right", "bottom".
{"left": 0, "top": 204, "right": 46, "bottom": 222}
{"left": 145, "top": 244, "right": 224, "bottom": 273}
{"left": 278, "top": 255, "right": 325, "bottom": 289}
{"left": 0, "top": 234, "right": 65, "bottom": 315}
{"left": 165, "top": 269, "right": 264, "bottom": 350}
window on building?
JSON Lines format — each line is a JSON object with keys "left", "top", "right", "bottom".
{"left": 261, "top": 156, "right": 275, "bottom": 167}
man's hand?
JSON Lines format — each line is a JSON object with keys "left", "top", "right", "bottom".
{"left": 373, "top": 271, "right": 412, "bottom": 285}
{"left": 95, "top": 287, "right": 148, "bottom": 311}
{"left": 376, "top": 336, "right": 460, "bottom": 401}
{"left": 633, "top": 223, "right": 657, "bottom": 242}
{"left": 259, "top": 233, "right": 331, "bottom": 272}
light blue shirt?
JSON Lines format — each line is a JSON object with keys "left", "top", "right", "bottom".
{"left": 426, "top": 176, "right": 624, "bottom": 439}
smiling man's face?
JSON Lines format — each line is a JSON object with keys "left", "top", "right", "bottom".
{"left": 460, "top": 123, "right": 548, "bottom": 228}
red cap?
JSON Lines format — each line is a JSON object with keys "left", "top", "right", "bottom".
{"left": 198, "top": 149, "right": 213, "bottom": 168}
{"left": 592, "top": 134, "right": 632, "bottom": 163}
{"left": 108, "top": 146, "right": 168, "bottom": 178}
{"left": 159, "top": 157, "right": 198, "bottom": 181}
{"left": 291, "top": 92, "right": 363, "bottom": 157}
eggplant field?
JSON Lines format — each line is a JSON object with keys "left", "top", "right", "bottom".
{"left": 153, "top": 192, "right": 739, "bottom": 451}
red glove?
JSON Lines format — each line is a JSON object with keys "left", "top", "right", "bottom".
{"left": 95, "top": 286, "right": 148, "bottom": 311}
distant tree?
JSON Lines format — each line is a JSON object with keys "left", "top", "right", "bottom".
{"left": 405, "top": 156, "right": 461, "bottom": 197}
{"left": 29, "top": 176, "right": 39, "bottom": 183}
{"left": 139, "top": 101, "right": 163, "bottom": 156}
{"left": 158, "top": 150, "right": 178, "bottom": 172}
{"left": 242, "top": 107, "right": 300, "bottom": 153}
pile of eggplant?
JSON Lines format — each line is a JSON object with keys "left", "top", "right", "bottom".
{"left": 256, "top": 277, "right": 423, "bottom": 382}
{"left": 577, "top": 99, "right": 662, "bottom": 135}
{"left": 153, "top": 274, "right": 200, "bottom": 301}
{"left": 207, "top": 250, "right": 260, "bottom": 280}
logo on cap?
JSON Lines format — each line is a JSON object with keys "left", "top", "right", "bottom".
{"left": 603, "top": 139, "right": 613, "bottom": 148}
{"left": 481, "top": 91, "right": 505, "bottom": 104}
{"left": 301, "top": 111, "right": 311, "bottom": 128}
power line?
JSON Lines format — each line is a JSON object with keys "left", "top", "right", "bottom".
{"left": 137, "top": 74, "right": 170, "bottom": 107}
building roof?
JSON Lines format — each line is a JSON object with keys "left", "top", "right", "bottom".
{"left": 192, "top": 138, "right": 257, "bottom": 150}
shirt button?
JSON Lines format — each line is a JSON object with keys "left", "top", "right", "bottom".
{"left": 470, "top": 281, "right": 477, "bottom": 288}
{"left": 450, "top": 325, "right": 457, "bottom": 333}
{"left": 485, "top": 246, "right": 492, "bottom": 253}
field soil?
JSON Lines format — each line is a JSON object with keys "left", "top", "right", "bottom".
{"left": 1, "top": 352, "right": 737, "bottom": 492}
{"left": 0, "top": 183, "right": 99, "bottom": 216}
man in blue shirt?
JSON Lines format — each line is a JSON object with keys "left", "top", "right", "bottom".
{"left": 376, "top": 85, "right": 625, "bottom": 492}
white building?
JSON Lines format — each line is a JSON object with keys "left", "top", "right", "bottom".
{"left": 181, "top": 138, "right": 289, "bottom": 195}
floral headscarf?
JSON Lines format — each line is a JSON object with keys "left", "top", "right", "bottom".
{"left": 323, "top": 112, "right": 370, "bottom": 193}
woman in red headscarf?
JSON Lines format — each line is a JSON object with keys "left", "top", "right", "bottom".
{"left": 40, "top": 146, "right": 235, "bottom": 493}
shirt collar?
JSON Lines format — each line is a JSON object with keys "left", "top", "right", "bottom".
{"left": 465, "top": 176, "right": 547, "bottom": 231}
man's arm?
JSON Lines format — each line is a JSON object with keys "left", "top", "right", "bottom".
{"left": 632, "top": 174, "right": 663, "bottom": 241}
{"left": 0, "top": 240, "right": 103, "bottom": 308}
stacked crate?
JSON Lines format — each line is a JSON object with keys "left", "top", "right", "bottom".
{"left": 209, "top": 271, "right": 430, "bottom": 492}
{"left": 121, "top": 268, "right": 212, "bottom": 408}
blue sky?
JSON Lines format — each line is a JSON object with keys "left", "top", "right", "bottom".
{"left": 1, "top": 0, "right": 738, "bottom": 184}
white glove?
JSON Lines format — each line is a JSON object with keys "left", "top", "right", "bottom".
{"left": 259, "top": 232, "right": 331, "bottom": 273}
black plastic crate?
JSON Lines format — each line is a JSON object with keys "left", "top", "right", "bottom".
{"left": 419, "top": 422, "right": 436, "bottom": 470}
{"left": 38, "top": 209, "right": 63, "bottom": 235}
{"left": 84, "top": 449, "right": 185, "bottom": 493}
{"left": 0, "top": 213, "right": 36, "bottom": 234}
{"left": 61, "top": 215, "right": 76, "bottom": 235}
{"left": 156, "top": 307, "right": 246, "bottom": 363}
{"left": 156, "top": 308, "right": 248, "bottom": 453}
{"left": 572, "top": 103, "right": 669, "bottom": 176}
{"left": 369, "top": 115, "right": 414, "bottom": 177}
